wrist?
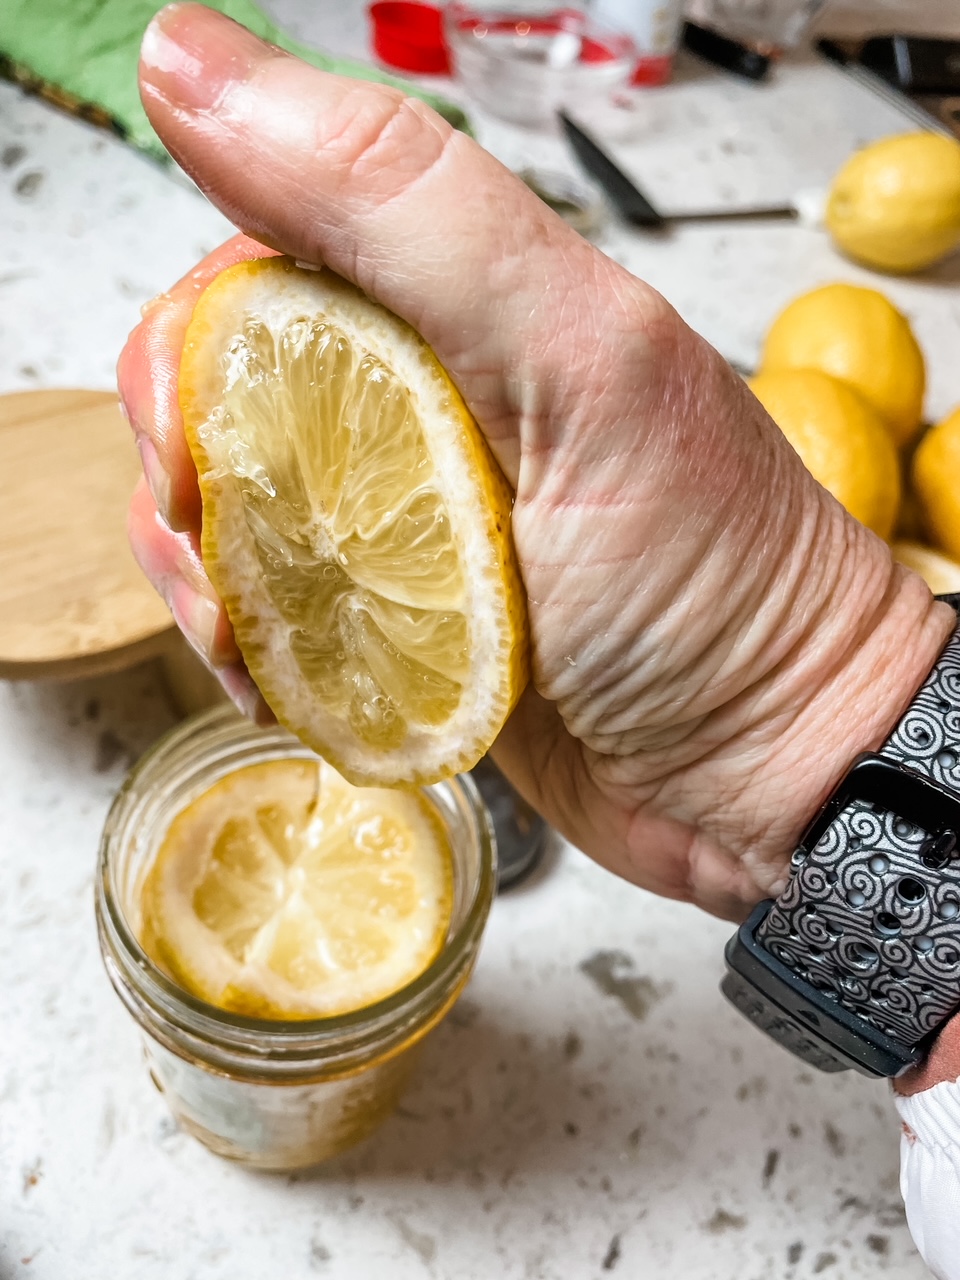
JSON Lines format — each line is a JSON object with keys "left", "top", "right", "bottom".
{"left": 693, "top": 519, "right": 954, "bottom": 917}
{"left": 720, "top": 566, "right": 960, "bottom": 1079}
{"left": 500, "top": 307, "right": 954, "bottom": 922}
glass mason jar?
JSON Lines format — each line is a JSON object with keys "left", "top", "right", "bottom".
{"left": 96, "top": 707, "right": 497, "bottom": 1171}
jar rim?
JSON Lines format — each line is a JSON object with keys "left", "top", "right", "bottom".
{"left": 96, "top": 707, "right": 497, "bottom": 1064}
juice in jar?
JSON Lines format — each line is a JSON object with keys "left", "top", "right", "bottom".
{"left": 96, "top": 707, "right": 496, "bottom": 1170}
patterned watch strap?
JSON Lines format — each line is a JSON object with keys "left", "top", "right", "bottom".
{"left": 757, "top": 602, "right": 960, "bottom": 1047}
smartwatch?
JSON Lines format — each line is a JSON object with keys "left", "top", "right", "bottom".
{"left": 722, "top": 593, "right": 960, "bottom": 1077}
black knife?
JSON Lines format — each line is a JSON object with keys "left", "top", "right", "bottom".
{"left": 558, "top": 111, "right": 666, "bottom": 228}
{"left": 558, "top": 111, "right": 798, "bottom": 228}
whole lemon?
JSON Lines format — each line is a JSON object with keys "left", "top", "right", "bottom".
{"left": 749, "top": 368, "right": 901, "bottom": 539}
{"left": 826, "top": 131, "right": 960, "bottom": 274}
{"left": 760, "top": 283, "right": 925, "bottom": 448}
{"left": 912, "top": 406, "right": 960, "bottom": 562}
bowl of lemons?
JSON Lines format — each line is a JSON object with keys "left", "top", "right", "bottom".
{"left": 750, "top": 279, "right": 960, "bottom": 596}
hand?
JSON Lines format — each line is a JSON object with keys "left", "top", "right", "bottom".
{"left": 122, "top": 234, "right": 278, "bottom": 725}
{"left": 119, "top": 9, "right": 960, "bottom": 1269}
{"left": 118, "top": 3, "right": 950, "bottom": 925}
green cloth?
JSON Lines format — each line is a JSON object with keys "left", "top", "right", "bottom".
{"left": 0, "top": 0, "right": 469, "bottom": 160}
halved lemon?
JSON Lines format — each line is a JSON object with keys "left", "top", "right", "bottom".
{"left": 893, "top": 541, "right": 960, "bottom": 596}
{"left": 140, "top": 758, "right": 453, "bottom": 1019}
{"left": 179, "top": 257, "right": 528, "bottom": 786}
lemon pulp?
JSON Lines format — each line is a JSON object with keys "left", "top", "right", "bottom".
{"left": 220, "top": 315, "right": 467, "bottom": 746}
{"left": 180, "top": 258, "right": 528, "bottom": 787}
{"left": 139, "top": 758, "right": 454, "bottom": 1019}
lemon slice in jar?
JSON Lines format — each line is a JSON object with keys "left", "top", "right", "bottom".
{"left": 140, "top": 758, "right": 453, "bottom": 1019}
{"left": 179, "top": 257, "right": 529, "bottom": 788}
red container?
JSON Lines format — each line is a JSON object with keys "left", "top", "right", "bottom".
{"left": 369, "top": 2, "right": 452, "bottom": 74}
{"left": 631, "top": 53, "right": 673, "bottom": 86}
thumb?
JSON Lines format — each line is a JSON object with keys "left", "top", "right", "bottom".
{"left": 138, "top": 3, "right": 632, "bottom": 486}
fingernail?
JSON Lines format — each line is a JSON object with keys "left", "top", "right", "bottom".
{"left": 140, "top": 3, "right": 261, "bottom": 114}
{"left": 136, "top": 436, "right": 174, "bottom": 526}
{"left": 218, "top": 663, "right": 275, "bottom": 725}
{"left": 171, "top": 588, "right": 221, "bottom": 666}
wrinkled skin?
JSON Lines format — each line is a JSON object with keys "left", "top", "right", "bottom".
{"left": 119, "top": 3, "right": 951, "bottom": 929}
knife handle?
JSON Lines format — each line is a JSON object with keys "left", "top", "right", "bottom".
{"left": 682, "top": 21, "right": 770, "bottom": 82}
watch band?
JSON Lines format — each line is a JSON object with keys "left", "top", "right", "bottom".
{"left": 723, "top": 594, "right": 960, "bottom": 1076}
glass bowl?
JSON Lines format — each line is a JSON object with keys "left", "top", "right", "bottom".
{"left": 445, "top": 3, "right": 635, "bottom": 127}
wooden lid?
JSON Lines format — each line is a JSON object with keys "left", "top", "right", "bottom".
{"left": 0, "top": 389, "right": 175, "bottom": 679}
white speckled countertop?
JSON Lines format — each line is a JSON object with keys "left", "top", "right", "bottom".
{"left": 2, "top": 3, "right": 960, "bottom": 1277}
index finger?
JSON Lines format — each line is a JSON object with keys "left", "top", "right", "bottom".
{"left": 117, "top": 232, "right": 277, "bottom": 531}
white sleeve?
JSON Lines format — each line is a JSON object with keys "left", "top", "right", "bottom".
{"left": 896, "top": 1079, "right": 960, "bottom": 1279}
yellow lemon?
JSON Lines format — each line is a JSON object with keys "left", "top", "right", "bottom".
{"left": 892, "top": 541, "right": 960, "bottom": 596}
{"left": 140, "top": 757, "right": 453, "bottom": 1018}
{"left": 749, "top": 369, "right": 900, "bottom": 538}
{"left": 912, "top": 406, "right": 960, "bottom": 562}
{"left": 760, "top": 282, "right": 925, "bottom": 447}
{"left": 180, "top": 257, "right": 529, "bottom": 787}
{"left": 826, "top": 131, "right": 960, "bottom": 274}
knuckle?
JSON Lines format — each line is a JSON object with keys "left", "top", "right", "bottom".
{"left": 319, "top": 89, "right": 453, "bottom": 198}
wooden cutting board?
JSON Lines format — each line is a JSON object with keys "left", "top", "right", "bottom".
{"left": 0, "top": 389, "right": 175, "bottom": 679}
